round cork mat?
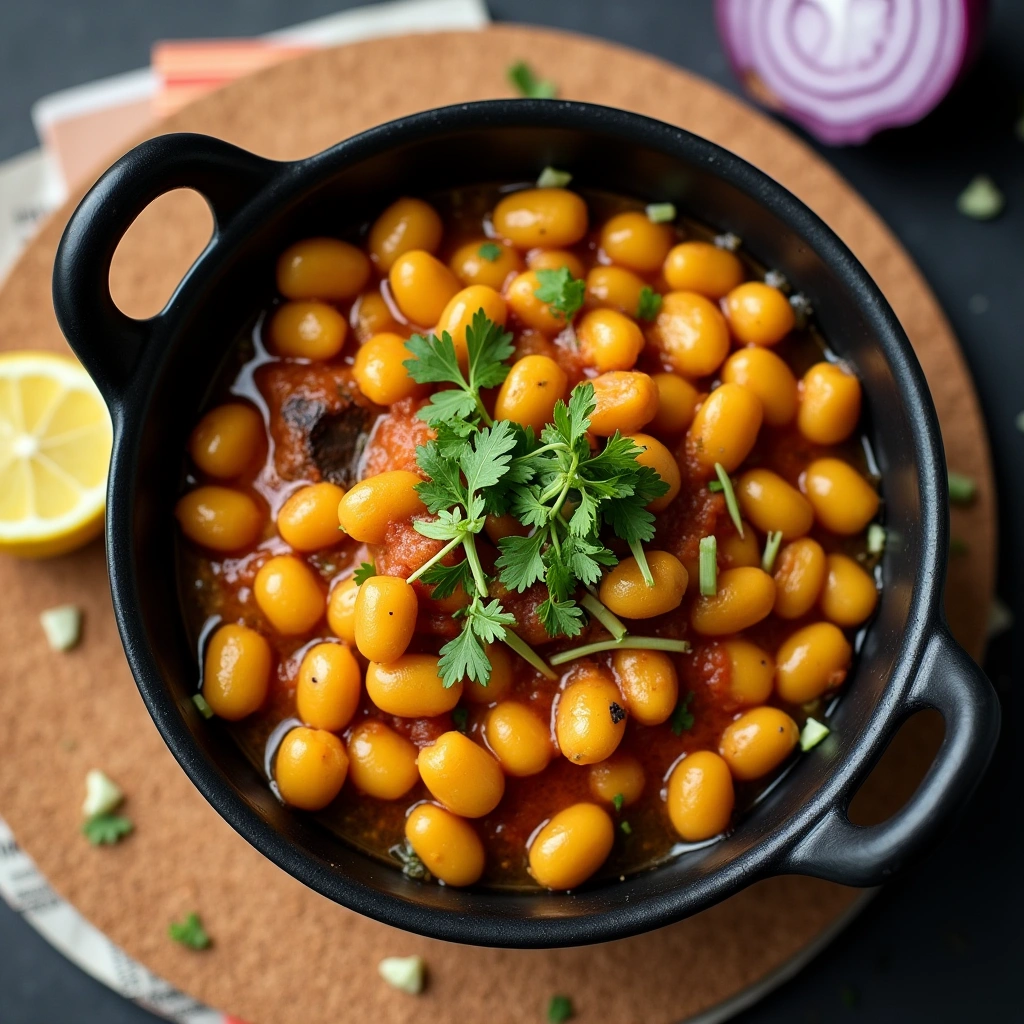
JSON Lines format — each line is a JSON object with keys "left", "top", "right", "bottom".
{"left": 0, "top": 26, "right": 995, "bottom": 1024}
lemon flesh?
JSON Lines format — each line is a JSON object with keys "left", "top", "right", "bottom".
{"left": 0, "top": 352, "right": 112, "bottom": 558}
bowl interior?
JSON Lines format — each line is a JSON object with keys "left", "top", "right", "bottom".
{"left": 115, "top": 106, "right": 938, "bottom": 946}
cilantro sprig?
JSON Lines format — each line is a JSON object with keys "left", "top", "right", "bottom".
{"left": 533, "top": 267, "right": 585, "bottom": 321}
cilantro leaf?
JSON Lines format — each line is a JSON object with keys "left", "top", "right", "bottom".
{"left": 508, "top": 60, "right": 557, "bottom": 99}
{"left": 168, "top": 912, "right": 211, "bottom": 950}
{"left": 533, "top": 267, "right": 585, "bottom": 321}
{"left": 496, "top": 532, "right": 547, "bottom": 592}
{"left": 612, "top": 793, "right": 625, "bottom": 812}
{"left": 404, "top": 329, "right": 464, "bottom": 387}
{"left": 465, "top": 308, "right": 515, "bottom": 391}
{"left": 416, "top": 386, "right": 479, "bottom": 428}
{"left": 419, "top": 560, "right": 472, "bottom": 601}
{"left": 548, "top": 995, "right": 574, "bottom": 1023}
{"left": 670, "top": 691, "right": 696, "bottom": 736}
{"left": 352, "top": 561, "right": 376, "bottom": 585}
{"left": 537, "top": 594, "right": 584, "bottom": 638}
{"left": 461, "top": 419, "right": 517, "bottom": 494}
{"left": 437, "top": 598, "right": 514, "bottom": 686}
{"left": 415, "top": 440, "right": 468, "bottom": 513}
{"left": 82, "top": 813, "right": 133, "bottom": 846}
{"left": 636, "top": 286, "right": 662, "bottom": 321}
{"left": 478, "top": 242, "right": 503, "bottom": 261}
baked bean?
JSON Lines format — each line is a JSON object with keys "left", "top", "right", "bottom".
{"left": 295, "top": 641, "right": 361, "bottom": 731}
{"left": 276, "top": 237, "right": 370, "bottom": 301}
{"left": 663, "top": 241, "right": 744, "bottom": 298}
{"left": 253, "top": 555, "right": 326, "bottom": 635}
{"left": 275, "top": 726, "right": 348, "bottom": 810}
{"left": 493, "top": 188, "right": 588, "bottom": 249}
{"left": 277, "top": 482, "right": 347, "bottom": 552}
{"left": 188, "top": 403, "right": 262, "bottom": 478}
{"left": 505, "top": 270, "right": 572, "bottom": 334}
{"left": 483, "top": 513, "right": 530, "bottom": 546}
{"left": 687, "top": 383, "right": 764, "bottom": 473}
{"left": 612, "top": 648, "right": 679, "bottom": 726}
{"left": 648, "top": 372, "right": 700, "bottom": 436}
{"left": 720, "top": 640, "right": 775, "bottom": 706}
{"left": 354, "top": 575, "right": 419, "bottom": 663}
{"left": 494, "top": 354, "right": 567, "bottom": 433}
{"left": 369, "top": 197, "right": 443, "bottom": 271}
{"left": 436, "top": 285, "right": 508, "bottom": 362}
{"left": 389, "top": 250, "right": 460, "bottom": 326}
{"left": 585, "top": 265, "right": 646, "bottom": 317}
{"left": 737, "top": 469, "right": 814, "bottom": 540}
{"left": 599, "top": 551, "right": 688, "bottom": 620}
{"left": 772, "top": 538, "right": 827, "bottom": 619}
{"left": 346, "top": 720, "right": 419, "bottom": 800}
{"left": 528, "top": 248, "right": 587, "bottom": 279}
{"left": 555, "top": 668, "right": 627, "bottom": 764}
{"left": 588, "top": 371, "right": 659, "bottom": 436}
{"left": 691, "top": 567, "right": 776, "bottom": 636}
{"left": 176, "top": 486, "right": 263, "bottom": 552}
{"left": 719, "top": 706, "right": 799, "bottom": 781}
{"left": 821, "top": 553, "right": 878, "bottom": 626}
{"left": 666, "top": 750, "right": 735, "bottom": 841}
{"left": 528, "top": 803, "right": 615, "bottom": 890}
{"left": 463, "top": 643, "right": 514, "bottom": 704}
{"left": 365, "top": 654, "right": 463, "bottom": 717}
{"left": 804, "top": 458, "right": 879, "bottom": 535}
{"left": 775, "top": 622, "right": 852, "bottom": 703}
{"left": 798, "top": 362, "right": 862, "bottom": 445}
{"left": 716, "top": 520, "right": 760, "bottom": 569}
{"left": 722, "top": 348, "right": 798, "bottom": 427}
{"left": 417, "top": 731, "right": 505, "bottom": 817}
{"left": 450, "top": 238, "right": 522, "bottom": 289}
{"left": 484, "top": 701, "right": 553, "bottom": 777}
{"left": 352, "top": 290, "right": 401, "bottom": 342}
{"left": 723, "top": 282, "right": 794, "bottom": 346}
{"left": 628, "top": 433, "right": 681, "bottom": 512}
{"left": 648, "top": 291, "right": 731, "bottom": 378}
{"left": 202, "top": 623, "right": 271, "bottom": 720}
{"left": 337, "top": 470, "right": 425, "bottom": 544}
{"left": 405, "top": 803, "right": 485, "bottom": 887}
{"left": 353, "top": 333, "right": 422, "bottom": 405}
{"left": 268, "top": 301, "right": 347, "bottom": 360}
{"left": 326, "top": 577, "right": 358, "bottom": 644}
{"left": 599, "top": 211, "right": 673, "bottom": 273}
{"left": 588, "top": 753, "right": 645, "bottom": 806}
{"left": 578, "top": 308, "right": 645, "bottom": 372}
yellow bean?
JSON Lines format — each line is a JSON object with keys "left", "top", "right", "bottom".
{"left": 435, "top": 285, "right": 508, "bottom": 362}
{"left": 577, "top": 308, "right": 645, "bottom": 372}
{"left": 772, "top": 537, "right": 827, "bottom": 620}
{"left": 666, "top": 750, "right": 735, "bottom": 841}
{"left": 493, "top": 188, "right": 588, "bottom": 249}
{"left": 450, "top": 238, "right": 523, "bottom": 290}
{"left": 719, "top": 706, "right": 799, "bottom": 781}
{"left": 346, "top": 720, "right": 420, "bottom": 800}
{"left": 202, "top": 623, "right": 272, "bottom": 720}
{"left": 721, "top": 348, "right": 798, "bottom": 427}
{"left": 417, "top": 730, "right": 505, "bottom": 817}
{"left": 723, "top": 281, "right": 794, "bottom": 346}
{"left": 253, "top": 555, "right": 326, "bottom": 635}
{"left": 599, "top": 551, "right": 688, "bottom": 620}
{"left": 528, "top": 803, "right": 615, "bottom": 890}
{"left": 584, "top": 265, "right": 646, "bottom": 317}
{"left": 365, "top": 654, "right": 463, "bottom": 717}
{"left": 277, "top": 482, "right": 347, "bottom": 552}
{"left": 555, "top": 668, "right": 627, "bottom": 764}
{"left": 588, "top": 753, "right": 645, "bottom": 807}
{"left": 337, "top": 470, "right": 425, "bottom": 544}
{"left": 268, "top": 301, "right": 347, "bottom": 360}
{"left": 295, "top": 641, "right": 361, "bottom": 731}
{"left": 276, "top": 237, "right": 370, "bottom": 301}
{"left": 663, "top": 241, "right": 744, "bottom": 298}
{"left": 588, "top": 371, "right": 659, "bottom": 436}
{"left": 599, "top": 211, "right": 673, "bottom": 273}
{"left": 690, "top": 566, "right": 776, "bottom": 636}
{"left": 821, "top": 553, "right": 878, "bottom": 627}
{"left": 720, "top": 640, "right": 775, "bottom": 706}
{"left": 326, "top": 577, "right": 359, "bottom": 644}
{"left": 275, "top": 726, "right": 348, "bottom": 810}
{"left": 775, "top": 622, "right": 852, "bottom": 703}
{"left": 798, "top": 362, "right": 862, "bottom": 445}
{"left": 648, "top": 291, "right": 731, "bottom": 377}
{"left": 648, "top": 372, "right": 700, "bottom": 436}
{"left": 494, "top": 354, "right": 568, "bottom": 433}
{"left": 389, "top": 250, "right": 460, "bottom": 327}
{"left": 188, "top": 403, "right": 263, "bottom": 479}
{"left": 354, "top": 575, "right": 419, "bottom": 663}
{"left": 175, "top": 485, "right": 263, "bottom": 552}
{"left": 505, "top": 270, "right": 573, "bottom": 335}
{"left": 351, "top": 290, "right": 401, "bottom": 343}
{"left": 716, "top": 520, "right": 761, "bottom": 569}
{"left": 484, "top": 701, "right": 553, "bottom": 777}
{"left": 528, "top": 248, "right": 587, "bottom": 279}
{"left": 368, "top": 197, "right": 443, "bottom": 271}
{"left": 463, "top": 643, "right": 514, "bottom": 704}
{"left": 628, "top": 433, "right": 681, "bottom": 512}
{"left": 611, "top": 648, "right": 678, "bottom": 726}
{"left": 737, "top": 469, "right": 814, "bottom": 540}
{"left": 405, "top": 803, "right": 485, "bottom": 886}
{"left": 687, "top": 383, "right": 763, "bottom": 473}
{"left": 353, "top": 333, "right": 422, "bottom": 405}
{"left": 804, "top": 458, "right": 879, "bottom": 535}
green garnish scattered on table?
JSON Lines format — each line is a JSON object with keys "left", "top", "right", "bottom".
{"left": 82, "top": 813, "right": 133, "bottom": 846}
{"left": 547, "top": 994, "right": 574, "bottom": 1023}
{"left": 947, "top": 470, "right": 977, "bottom": 505}
{"left": 168, "top": 912, "right": 211, "bottom": 950}
{"left": 508, "top": 60, "right": 557, "bottom": 99}
{"left": 956, "top": 174, "right": 1004, "bottom": 220}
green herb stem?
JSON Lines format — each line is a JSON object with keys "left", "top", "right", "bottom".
{"left": 628, "top": 538, "right": 656, "bottom": 588}
{"left": 462, "top": 533, "right": 490, "bottom": 596}
{"left": 947, "top": 470, "right": 977, "bottom": 505}
{"left": 761, "top": 530, "right": 783, "bottom": 574}
{"left": 714, "top": 463, "right": 744, "bottom": 538}
{"left": 580, "top": 592, "right": 628, "bottom": 641}
{"left": 549, "top": 636, "right": 691, "bottom": 666}
{"left": 699, "top": 535, "right": 717, "bottom": 596}
{"left": 503, "top": 629, "right": 557, "bottom": 679}
{"left": 405, "top": 535, "right": 463, "bottom": 584}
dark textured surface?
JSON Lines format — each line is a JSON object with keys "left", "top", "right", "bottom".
{"left": 0, "top": 0, "right": 1018, "bottom": 1020}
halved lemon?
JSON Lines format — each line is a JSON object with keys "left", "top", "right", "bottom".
{"left": 0, "top": 351, "right": 112, "bottom": 558}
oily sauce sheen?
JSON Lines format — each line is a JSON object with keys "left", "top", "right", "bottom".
{"left": 176, "top": 184, "right": 882, "bottom": 890}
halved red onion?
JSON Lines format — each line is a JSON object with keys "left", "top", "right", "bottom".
{"left": 716, "top": 0, "right": 989, "bottom": 145}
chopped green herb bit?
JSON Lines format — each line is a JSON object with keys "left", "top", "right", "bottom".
{"left": 533, "top": 266, "right": 586, "bottom": 321}
{"left": 548, "top": 994, "right": 574, "bottom": 1023}
{"left": 761, "top": 530, "right": 783, "bottom": 574}
{"left": 620, "top": 820, "right": 633, "bottom": 835}
{"left": 537, "top": 166, "right": 573, "bottom": 188}
{"left": 168, "top": 912, "right": 211, "bottom": 950}
{"left": 866, "top": 523, "right": 886, "bottom": 555}
{"left": 508, "top": 60, "right": 557, "bottom": 99}
{"left": 390, "top": 840, "right": 430, "bottom": 880}
{"left": 800, "top": 717, "right": 830, "bottom": 751}
{"left": 379, "top": 955, "right": 426, "bottom": 994}
{"left": 353, "top": 560, "right": 377, "bottom": 585}
{"left": 192, "top": 693, "right": 214, "bottom": 719}
{"left": 478, "top": 242, "right": 503, "bottom": 262}
{"left": 957, "top": 174, "right": 1004, "bottom": 220}
{"left": 713, "top": 463, "right": 744, "bottom": 538}
{"left": 82, "top": 769, "right": 123, "bottom": 818}
{"left": 949, "top": 537, "right": 969, "bottom": 556}
{"left": 635, "top": 286, "right": 662, "bottom": 322}
{"left": 670, "top": 691, "right": 696, "bottom": 736}
{"left": 645, "top": 202, "right": 676, "bottom": 223}
{"left": 82, "top": 813, "right": 133, "bottom": 846}
{"left": 452, "top": 707, "right": 469, "bottom": 733}
{"left": 707, "top": 480, "right": 725, "bottom": 493}
{"left": 40, "top": 604, "right": 82, "bottom": 652}
{"left": 612, "top": 793, "right": 625, "bottom": 812}
{"left": 699, "top": 536, "right": 717, "bottom": 597}
{"left": 947, "top": 470, "right": 977, "bottom": 505}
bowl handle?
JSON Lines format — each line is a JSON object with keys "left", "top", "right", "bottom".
{"left": 780, "top": 624, "right": 1000, "bottom": 886}
{"left": 52, "top": 133, "right": 279, "bottom": 405}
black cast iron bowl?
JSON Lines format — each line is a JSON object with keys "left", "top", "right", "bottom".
{"left": 52, "top": 100, "right": 1000, "bottom": 948}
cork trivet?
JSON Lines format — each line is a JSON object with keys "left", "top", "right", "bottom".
{"left": 0, "top": 27, "right": 994, "bottom": 1024}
